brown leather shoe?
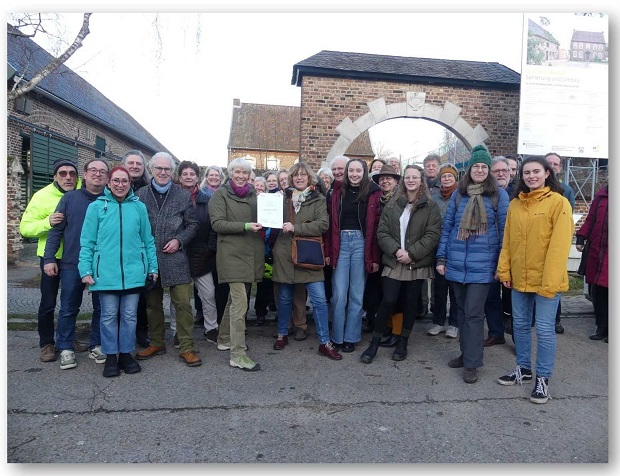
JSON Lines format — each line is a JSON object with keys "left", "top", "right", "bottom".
{"left": 179, "top": 351, "right": 202, "bottom": 367}
{"left": 40, "top": 344, "right": 57, "bottom": 362}
{"left": 273, "top": 335, "right": 288, "bottom": 350}
{"left": 135, "top": 345, "right": 166, "bottom": 360}
{"left": 73, "top": 340, "right": 89, "bottom": 353}
{"left": 318, "top": 342, "right": 342, "bottom": 360}
{"left": 483, "top": 336, "right": 506, "bottom": 347}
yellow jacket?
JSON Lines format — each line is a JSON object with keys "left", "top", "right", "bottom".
{"left": 497, "top": 187, "right": 573, "bottom": 298}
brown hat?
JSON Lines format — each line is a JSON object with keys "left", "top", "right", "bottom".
{"left": 438, "top": 163, "right": 458, "bottom": 180}
{"left": 372, "top": 164, "right": 401, "bottom": 184}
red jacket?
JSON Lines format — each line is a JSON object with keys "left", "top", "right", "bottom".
{"left": 324, "top": 179, "right": 382, "bottom": 273}
{"left": 576, "top": 186, "right": 608, "bottom": 287}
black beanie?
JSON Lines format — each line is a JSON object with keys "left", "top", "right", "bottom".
{"left": 53, "top": 159, "right": 78, "bottom": 175}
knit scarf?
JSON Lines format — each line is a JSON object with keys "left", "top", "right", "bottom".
{"left": 229, "top": 180, "right": 251, "bottom": 198}
{"left": 457, "top": 183, "right": 488, "bottom": 241}
{"left": 189, "top": 184, "right": 199, "bottom": 206}
{"left": 291, "top": 186, "right": 313, "bottom": 214}
{"left": 441, "top": 182, "right": 458, "bottom": 200}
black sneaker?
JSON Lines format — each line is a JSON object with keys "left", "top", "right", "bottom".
{"left": 497, "top": 365, "right": 533, "bottom": 386}
{"left": 530, "top": 376, "right": 550, "bottom": 404}
{"left": 204, "top": 328, "right": 218, "bottom": 345}
{"left": 555, "top": 323, "right": 564, "bottom": 334}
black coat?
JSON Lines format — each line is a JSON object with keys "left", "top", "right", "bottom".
{"left": 187, "top": 190, "right": 217, "bottom": 278}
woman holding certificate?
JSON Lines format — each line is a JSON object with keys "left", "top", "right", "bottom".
{"left": 271, "top": 163, "right": 342, "bottom": 360}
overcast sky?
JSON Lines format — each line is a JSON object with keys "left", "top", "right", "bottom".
{"left": 5, "top": 2, "right": 616, "bottom": 168}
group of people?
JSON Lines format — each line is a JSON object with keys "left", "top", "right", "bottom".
{"left": 19, "top": 144, "right": 607, "bottom": 405}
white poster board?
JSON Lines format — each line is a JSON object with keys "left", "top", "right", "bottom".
{"left": 518, "top": 13, "right": 608, "bottom": 158}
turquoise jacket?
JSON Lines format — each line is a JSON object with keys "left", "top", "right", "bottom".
{"left": 78, "top": 187, "right": 158, "bottom": 291}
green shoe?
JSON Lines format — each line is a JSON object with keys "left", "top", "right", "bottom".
{"left": 229, "top": 355, "right": 261, "bottom": 372}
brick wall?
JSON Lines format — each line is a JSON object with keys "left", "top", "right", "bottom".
{"left": 7, "top": 93, "right": 157, "bottom": 262}
{"left": 299, "top": 76, "right": 520, "bottom": 170}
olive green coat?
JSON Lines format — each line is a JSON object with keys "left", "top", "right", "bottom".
{"left": 208, "top": 183, "right": 264, "bottom": 284}
{"left": 272, "top": 190, "right": 329, "bottom": 284}
{"left": 378, "top": 193, "right": 442, "bottom": 271}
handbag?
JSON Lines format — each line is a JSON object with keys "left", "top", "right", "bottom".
{"left": 577, "top": 240, "right": 590, "bottom": 276}
{"left": 289, "top": 200, "right": 325, "bottom": 270}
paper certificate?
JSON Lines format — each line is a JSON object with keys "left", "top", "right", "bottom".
{"left": 257, "top": 193, "right": 283, "bottom": 229}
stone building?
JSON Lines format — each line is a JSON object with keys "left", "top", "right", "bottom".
{"left": 7, "top": 25, "right": 171, "bottom": 263}
{"left": 227, "top": 99, "right": 374, "bottom": 174}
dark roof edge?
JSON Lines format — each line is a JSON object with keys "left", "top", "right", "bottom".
{"left": 227, "top": 146, "right": 300, "bottom": 153}
{"left": 31, "top": 87, "right": 167, "bottom": 156}
{"left": 292, "top": 66, "right": 520, "bottom": 90}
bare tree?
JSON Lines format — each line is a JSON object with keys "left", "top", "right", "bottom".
{"left": 7, "top": 13, "right": 92, "bottom": 101}
{"left": 372, "top": 140, "right": 394, "bottom": 160}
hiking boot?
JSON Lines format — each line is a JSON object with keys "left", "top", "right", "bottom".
{"left": 273, "top": 335, "right": 288, "bottom": 350}
{"left": 179, "top": 351, "right": 202, "bottom": 367}
{"left": 59, "top": 350, "right": 77, "bottom": 370}
{"left": 530, "top": 376, "right": 550, "bottom": 404}
{"left": 463, "top": 367, "right": 478, "bottom": 383}
{"left": 88, "top": 345, "right": 106, "bottom": 364}
{"left": 360, "top": 336, "right": 381, "bottom": 364}
{"left": 229, "top": 355, "right": 261, "bottom": 372}
{"left": 103, "top": 354, "right": 120, "bottom": 378}
{"left": 40, "top": 344, "right": 57, "bottom": 362}
{"left": 318, "top": 341, "right": 342, "bottom": 360}
{"left": 391, "top": 336, "right": 409, "bottom": 361}
{"left": 173, "top": 333, "right": 180, "bottom": 349}
{"left": 445, "top": 326, "right": 459, "bottom": 339}
{"left": 448, "top": 354, "right": 464, "bottom": 368}
{"left": 427, "top": 324, "right": 446, "bottom": 336}
{"left": 135, "top": 345, "right": 166, "bottom": 360}
{"left": 294, "top": 327, "right": 308, "bottom": 341}
{"left": 379, "top": 334, "right": 399, "bottom": 347}
{"left": 118, "top": 353, "right": 141, "bottom": 374}
{"left": 497, "top": 365, "right": 533, "bottom": 386}
{"left": 204, "top": 328, "right": 218, "bottom": 345}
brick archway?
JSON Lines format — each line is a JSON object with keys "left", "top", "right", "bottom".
{"left": 326, "top": 95, "right": 489, "bottom": 163}
{"left": 293, "top": 51, "right": 521, "bottom": 170}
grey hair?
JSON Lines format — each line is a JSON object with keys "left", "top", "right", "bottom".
{"left": 253, "top": 176, "right": 267, "bottom": 189}
{"left": 227, "top": 157, "right": 253, "bottom": 176}
{"left": 317, "top": 166, "right": 334, "bottom": 180}
{"left": 149, "top": 152, "right": 176, "bottom": 174}
{"left": 423, "top": 154, "right": 441, "bottom": 166}
{"left": 203, "top": 165, "right": 224, "bottom": 182}
{"left": 492, "top": 156, "right": 511, "bottom": 168}
{"left": 329, "top": 155, "right": 350, "bottom": 169}
{"left": 121, "top": 149, "right": 151, "bottom": 181}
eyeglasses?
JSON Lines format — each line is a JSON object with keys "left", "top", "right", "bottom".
{"left": 471, "top": 165, "right": 489, "bottom": 171}
{"left": 56, "top": 170, "right": 77, "bottom": 178}
{"left": 87, "top": 168, "right": 108, "bottom": 176}
{"left": 153, "top": 166, "right": 172, "bottom": 174}
{"left": 492, "top": 169, "right": 510, "bottom": 175}
{"left": 111, "top": 178, "right": 131, "bottom": 185}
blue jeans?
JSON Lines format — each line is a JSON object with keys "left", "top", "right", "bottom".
{"left": 484, "top": 280, "right": 505, "bottom": 338}
{"left": 512, "top": 290, "right": 560, "bottom": 378}
{"left": 99, "top": 292, "right": 140, "bottom": 354}
{"left": 55, "top": 268, "right": 101, "bottom": 351}
{"left": 331, "top": 230, "right": 366, "bottom": 344}
{"left": 278, "top": 282, "right": 330, "bottom": 344}
{"left": 38, "top": 257, "right": 60, "bottom": 347}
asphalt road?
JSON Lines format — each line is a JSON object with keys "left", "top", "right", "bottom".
{"left": 6, "top": 315, "right": 608, "bottom": 463}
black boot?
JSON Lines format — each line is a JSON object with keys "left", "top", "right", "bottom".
{"left": 379, "top": 334, "right": 399, "bottom": 347}
{"left": 118, "top": 352, "right": 141, "bottom": 374}
{"left": 392, "top": 336, "right": 409, "bottom": 361}
{"left": 103, "top": 354, "right": 120, "bottom": 378}
{"left": 360, "top": 336, "right": 381, "bottom": 364}
{"left": 363, "top": 314, "right": 375, "bottom": 333}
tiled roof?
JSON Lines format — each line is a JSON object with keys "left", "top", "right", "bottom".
{"left": 571, "top": 30, "right": 606, "bottom": 44}
{"left": 227, "top": 100, "right": 374, "bottom": 158}
{"left": 6, "top": 24, "right": 169, "bottom": 155}
{"left": 528, "top": 19, "right": 560, "bottom": 45}
{"left": 292, "top": 50, "right": 520, "bottom": 88}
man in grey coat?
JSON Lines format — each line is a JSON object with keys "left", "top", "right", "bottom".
{"left": 135, "top": 152, "right": 201, "bottom": 367}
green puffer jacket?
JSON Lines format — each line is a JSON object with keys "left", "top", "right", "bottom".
{"left": 377, "top": 193, "right": 442, "bottom": 271}
{"left": 78, "top": 187, "right": 158, "bottom": 291}
{"left": 208, "top": 183, "right": 264, "bottom": 284}
{"left": 272, "top": 189, "right": 329, "bottom": 284}
{"left": 19, "top": 180, "right": 82, "bottom": 258}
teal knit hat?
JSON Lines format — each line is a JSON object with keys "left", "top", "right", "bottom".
{"left": 469, "top": 145, "right": 492, "bottom": 168}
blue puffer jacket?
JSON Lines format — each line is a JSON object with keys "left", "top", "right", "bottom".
{"left": 436, "top": 188, "right": 509, "bottom": 284}
{"left": 78, "top": 187, "right": 158, "bottom": 291}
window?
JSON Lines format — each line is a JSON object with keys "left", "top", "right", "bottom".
{"left": 572, "top": 51, "right": 577, "bottom": 58}
{"left": 266, "top": 156, "right": 280, "bottom": 170}
{"left": 95, "top": 136, "right": 106, "bottom": 158}
{"left": 579, "top": 43, "right": 583, "bottom": 49}
{"left": 586, "top": 43, "right": 591, "bottom": 50}
{"left": 578, "top": 51, "right": 583, "bottom": 59}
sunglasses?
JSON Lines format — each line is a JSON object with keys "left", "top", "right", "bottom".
{"left": 56, "top": 170, "right": 77, "bottom": 178}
